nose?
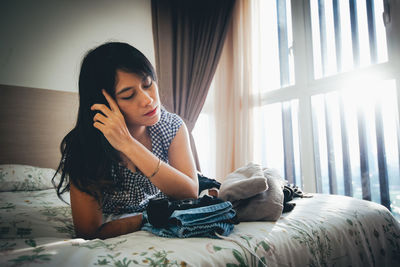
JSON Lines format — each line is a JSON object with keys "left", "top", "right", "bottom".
{"left": 139, "top": 89, "right": 153, "bottom": 106}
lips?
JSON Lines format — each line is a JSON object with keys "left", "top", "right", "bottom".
{"left": 144, "top": 106, "right": 157, "bottom": 116}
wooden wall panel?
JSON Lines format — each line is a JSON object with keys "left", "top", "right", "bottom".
{"left": 0, "top": 84, "right": 78, "bottom": 169}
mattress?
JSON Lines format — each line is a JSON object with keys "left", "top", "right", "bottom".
{"left": 1, "top": 187, "right": 399, "bottom": 266}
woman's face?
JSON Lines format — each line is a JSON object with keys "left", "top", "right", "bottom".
{"left": 113, "top": 70, "right": 161, "bottom": 128}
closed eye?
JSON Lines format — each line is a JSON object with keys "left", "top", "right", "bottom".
{"left": 122, "top": 93, "right": 135, "bottom": 100}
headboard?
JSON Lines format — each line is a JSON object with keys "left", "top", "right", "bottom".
{"left": 0, "top": 84, "right": 78, "bottom": 169}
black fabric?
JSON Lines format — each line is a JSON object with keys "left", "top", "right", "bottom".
{"left": 283, "top": 184, "right": 304, "bottom": 213}
{"left": 146, "top": 195, "right": 226, "bottom": 228}
{"left": 198, "top": 173, "right": 221, "bottom": 194}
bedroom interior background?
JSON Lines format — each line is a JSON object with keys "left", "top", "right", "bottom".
{"left": 194, "top": 0, "right": 400, "bottom": 220}
{"left": 1, "top": 0, "right": 399, "bottom": 221}
{"left": 1, "top": 1, "right": 400, "bottom": 265}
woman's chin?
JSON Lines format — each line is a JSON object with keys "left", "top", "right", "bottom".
{"left": 145, "top": 113, "right": 161, "bottom": 126}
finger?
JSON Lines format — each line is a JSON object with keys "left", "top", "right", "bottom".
{"left": 93, "top": 121, "right": 105, "bottom": 132}
{"left": 91, "top": 104, "right": 113, "bottom": 117}
{"left": 102, "top": 89, "right": 121, "bottom": 114}
{"left": 93, "top": 113, "right": 107, "bottom": 124}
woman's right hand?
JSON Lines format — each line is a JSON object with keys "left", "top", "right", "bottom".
{"left": 91, "top": 89, "right": 135, "bottom": 155}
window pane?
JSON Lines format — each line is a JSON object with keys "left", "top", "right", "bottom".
{"left": 380, "top": 80, "right": 400, "bottom": 219}
{"left": 357, "top": 0, "right": 372, "bottom": 66}
{"left": 310, "top": 0, "right": 388, "bottom": 79}
{"left": 310, "top": 0, "right": 323, "bottom": 78}
{"left": 255, "top": 0, "right": 294, "bottom": 91}
{"left": 259, "top": 100, "right": 301, "bottom": 185}
{"left": 374, "top": 0, "right": 388, "bottom": 62}
{"left": 311, "top": 93, "right": 331, "bottom": 194}
{"left": 339, "top": 0, "right": 354, "bottom": 72}
{"left": 311, "top": 79, "right": 400, "bottom": 219}
{"left": 192, "top": 83, "right": 216, "bottom": 178}
{"left": 261, "top": 103, "right": 284, "bottom": 175}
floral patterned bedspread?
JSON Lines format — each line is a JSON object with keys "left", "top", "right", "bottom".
{"left": 1, "top": 189, "right": 399, "bottom": 267}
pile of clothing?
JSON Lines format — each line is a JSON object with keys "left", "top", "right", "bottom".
{"left": 204, "top": 162, "right": 306, "bottom": 221}
{"left": 141, "top": 195, "right": 238, "bottom": 238}
{"left": 141, "top": 162, "right": 306, "bottom": 238}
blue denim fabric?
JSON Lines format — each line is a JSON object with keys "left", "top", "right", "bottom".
{"left": 141, "top": 201, "right": 237, "bottom": 238}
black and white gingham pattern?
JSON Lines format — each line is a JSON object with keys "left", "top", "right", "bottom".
{"left": 102, "top": 108, "right": 183, "bottom": 215}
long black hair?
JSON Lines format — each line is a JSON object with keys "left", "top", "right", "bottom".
{"left": 53, "top": 42, "right": 157, "bottom": 203}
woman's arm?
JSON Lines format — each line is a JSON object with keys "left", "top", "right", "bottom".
{"left": 70, "top": 183, "right": 143, "bottom": 239}
{"left": 91, "top": 90, "right": 198, "bottom": 200}
{"left": 122, "top": 122, "right": 198, "bottom": 199}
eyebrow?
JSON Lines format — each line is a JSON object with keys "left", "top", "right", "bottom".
{"left": 116, "top": 87, "right": 134, "bottom": 95}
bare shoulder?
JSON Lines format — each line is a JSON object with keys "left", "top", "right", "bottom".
{"left": 170, "top": 121, "right": 190, "bottom": 149}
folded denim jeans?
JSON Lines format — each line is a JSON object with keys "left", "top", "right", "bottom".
{"left": 146, "top": 195, "right": 225, "bottom": 228}
{"left": 143, "top": 221, "right": 235, "bottom": 238}
{"left": 141, "top": 201, "right": 238, "bottom": 238}
{"left": 169, "top": 202, "right": 236, "bottom": 226}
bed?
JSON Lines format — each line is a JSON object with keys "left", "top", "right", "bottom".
{"left": 1, "top": 84, "right": 400, "bottom": 266}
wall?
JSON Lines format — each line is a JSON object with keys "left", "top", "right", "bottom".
{"left": 0, "top": 0, "right": 154, "bottom": 92}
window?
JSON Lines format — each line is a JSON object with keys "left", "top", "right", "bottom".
{"left": 194, "top": 0, "right": 399, "bottom": 219}
{"left": 253, "top": 0, "right": 400, "bottom": 219}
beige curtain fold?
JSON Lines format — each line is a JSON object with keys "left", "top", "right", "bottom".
{"left": 214, "top": 0, "right": 264, "bottom": 181}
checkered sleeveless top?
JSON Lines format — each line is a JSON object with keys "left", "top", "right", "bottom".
{"left": 102, "top": 108, "right": 183, "bottom": 215}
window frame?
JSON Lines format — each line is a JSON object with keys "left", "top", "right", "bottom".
{"left": 259, "top": 0, "right": 400, "bottom": 193}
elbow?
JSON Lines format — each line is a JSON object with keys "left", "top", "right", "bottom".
{"left": 175, "top": 182, "right": 198, "bottom": 200}
{"left": 75, "top": 230, "right": 97, "bottom": 240}
{"left": 76, "top": 229, "right": 108, "bottom": 240}
{"left": 74, "top": 225, "right": 102, "bottom": 240}
{"left": 188, "top": 181, "right": 199, "bottom": 199}
{"left": 188, "top": 189, "right": 198, "bottom": 199}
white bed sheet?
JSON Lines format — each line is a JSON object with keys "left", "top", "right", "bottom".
{"left": 1, "top": 189, "right": 399, "bottom": 266}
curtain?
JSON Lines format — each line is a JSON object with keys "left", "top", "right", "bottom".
{"left": 151, "top": 0, "right": 235, "bottom": 171}
{"left": 213, "top": 0, "right": 265, "bottom": 181}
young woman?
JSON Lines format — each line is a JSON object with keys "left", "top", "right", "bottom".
{"left": 53, "top": 42, "right": 198, "bottom": 240}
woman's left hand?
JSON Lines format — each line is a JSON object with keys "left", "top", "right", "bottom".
{"left": 91, "top": 89, "right": 134, "bottom": 153}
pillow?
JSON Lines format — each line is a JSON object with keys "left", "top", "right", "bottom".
{"left": 0, "top": 164, "right": 59, "bottom": 191}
